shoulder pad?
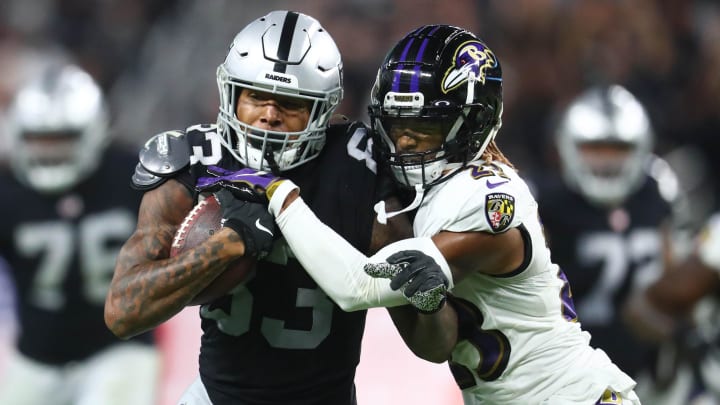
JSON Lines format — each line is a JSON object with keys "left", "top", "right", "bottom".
{"left": 131, "top": 163, "right": 165, "bottom": 190}
{"left": 327, "top": 117, "right": 365, "bottom": 135}
{"left": 138, "top": 130, "right": 190, "bottom": 176}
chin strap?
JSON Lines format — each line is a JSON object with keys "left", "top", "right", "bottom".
{"left": 263, "top": 148, "right": 281, "bottom": 176}
{"left": 374, "top": 184, "right": 425, "bottom": 225}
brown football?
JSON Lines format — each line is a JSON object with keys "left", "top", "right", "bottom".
{"left": 171, "top": 195, "right": 256, "bottom": 305}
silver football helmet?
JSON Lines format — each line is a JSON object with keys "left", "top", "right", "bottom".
{"left": 6, "top": 64, "right": 109, "bottom": 194}
{"left": 555, "top": 84, "right": 654, "bottom": 206}
{"left": 216, "top": 10, "right": 343, "bottom": 172}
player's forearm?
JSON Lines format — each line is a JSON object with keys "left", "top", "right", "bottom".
{"left": 387, "top": 304, "right": 458, "bottom": 363}
{"left": 276, "top": 197, "right": 408, "bottom": 311}
{"left": 646, "top": 256, "right": 719, "bottom": 315}
{"left": 104, "top": 228, "right": 242, "bottom": 338}
{"left": 276, "top": 196, "right": 453, "bottom": 311}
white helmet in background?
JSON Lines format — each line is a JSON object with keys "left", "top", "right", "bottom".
{"left": 216, "top": 10, "right": 343, "bottom": 172}
{"left": 6, "top": 64, "right": 109, "bottom": 194}
{"left": 555, "top": 84, "right": 654, "bottom": 206}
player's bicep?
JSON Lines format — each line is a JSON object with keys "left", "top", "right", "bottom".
{"left": 432, "top": 228, "right": 524, "bottom": 281}
{"left": 120, "top": 179, "right": 194, "bottom": 265}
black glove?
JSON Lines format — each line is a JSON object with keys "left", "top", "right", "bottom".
{"left": 364, "top": 250, "right": 449, "bottom": 313}
{"left": 215, "top": 188, "right": 276, "bottom": 258}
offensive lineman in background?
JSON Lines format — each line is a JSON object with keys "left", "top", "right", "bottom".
{"left": 531, "top": 85, "right": 690, "bottom": 403}
{"left": 0, "top": 63, "right": 160, "bottom": 404}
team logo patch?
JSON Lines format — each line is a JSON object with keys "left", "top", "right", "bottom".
{"left": 485, "top": 193, "right": 515, "bottom": 232}
{"left": 442, "top": 40, "right": 498, "bottom": 93}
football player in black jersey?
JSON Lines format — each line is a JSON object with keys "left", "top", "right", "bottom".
{"left": 532, "top": 84, "right": 690, "bottom": 402}
{"left": 104, "top": 10, "right": 410, "bottom": 405}
{"left": 0, "top": 63, "right": 160, "bottom": 404}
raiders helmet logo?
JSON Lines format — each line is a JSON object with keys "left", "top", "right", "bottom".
{"left": 485, "top": 192, "right": 515, "bottom": 233}
{"left": 442, "top": 41, "right": 497, "bottom": 93}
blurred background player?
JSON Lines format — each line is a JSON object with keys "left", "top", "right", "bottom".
{"left": 0, "top": 62, "right": 160, "bottom": 405}
{"left": 625, "top": 211, "right": 720, "bottom": 403}
{"left": 530, "top": 84, "right": 692, "bottom": 403}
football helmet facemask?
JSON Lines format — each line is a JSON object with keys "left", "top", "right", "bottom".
{"left": 556, "top": 84, "right": 654, "bottom": 207}
{"left": 216, "top": 10, "right": 343, "bottom": 173}
{"left": 6, "top": 64, "right": 109, "bottom": 194}
{"left": 369, "top": 24, "right": 503, "bottom": 189}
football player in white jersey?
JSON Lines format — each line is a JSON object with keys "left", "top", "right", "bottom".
{"left": 218, "top": 25, "right": 641, "bottom": 404}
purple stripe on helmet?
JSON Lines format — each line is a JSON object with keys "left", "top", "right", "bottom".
{"left": 392, "top": 38, "right": 416, "bottom": 92}
{"left": 410, "top": 40, "right": 428, "bottom": 92}
{"left": 410, "top": 26, "right": 440, "bottom": 92}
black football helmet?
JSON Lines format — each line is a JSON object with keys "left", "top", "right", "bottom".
{"left": 369, "top": 25, "right": 503, "bottom": 189}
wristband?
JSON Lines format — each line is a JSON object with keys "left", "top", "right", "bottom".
{"left": 268, "top": 180, "right": 300, "bottom": 217}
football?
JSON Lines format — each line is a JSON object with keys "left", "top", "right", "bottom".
{"left": 171, "top": 194, "right": 256, "bottom": 305}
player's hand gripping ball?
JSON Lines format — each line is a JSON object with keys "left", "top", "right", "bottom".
{"left": 171, "top": 195, "right": 257, "bottom": 305}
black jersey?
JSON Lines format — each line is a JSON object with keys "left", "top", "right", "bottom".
{"left": 0, "top": 146, "right": 153, "bottom": 365}
{"left": 169, "top": 122, "right": 378, "bottom": 404}
{"left": 533, "top": 172, "right": 672, "bottom": 377}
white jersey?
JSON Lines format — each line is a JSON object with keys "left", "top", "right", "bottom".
{"left": 415, "top": 161, "right": 637, "bottom": 404}
{"left": 273, "top": 160, "right": 640, "bottom": 404}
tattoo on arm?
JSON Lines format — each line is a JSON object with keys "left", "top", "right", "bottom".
{"left": 105, "top": 180, "right": 245, "bottom": 338}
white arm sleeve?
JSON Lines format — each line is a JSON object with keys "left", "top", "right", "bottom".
{"left": 275, "top": 196, "right": 453, "bottom": 312}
